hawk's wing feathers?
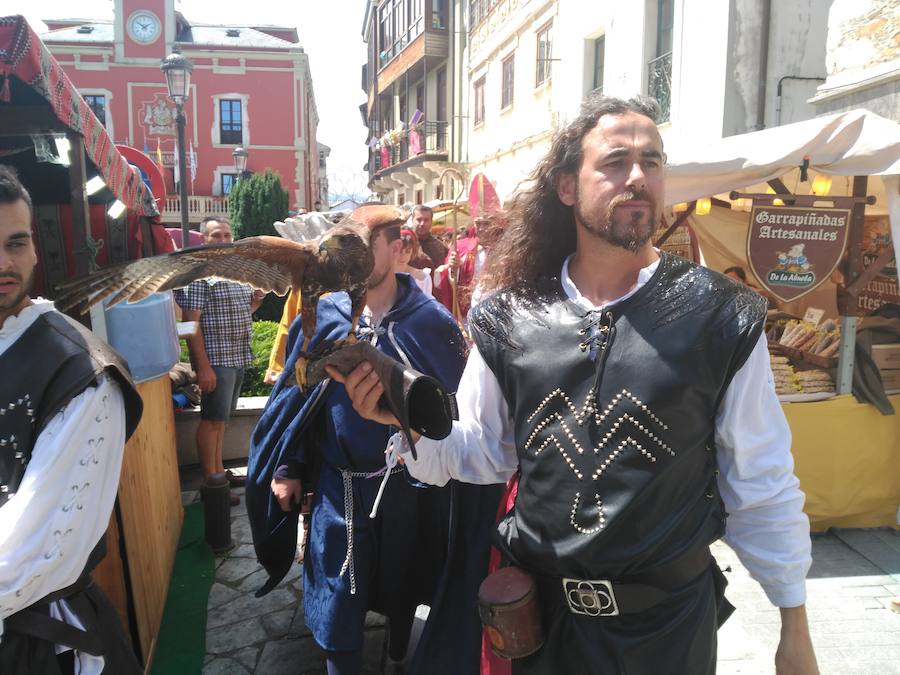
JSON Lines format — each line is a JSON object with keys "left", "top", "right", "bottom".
{"left": 55, "top": 236, "right": 316, "bottom": 314}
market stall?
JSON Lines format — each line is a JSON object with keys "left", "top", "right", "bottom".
{"left": 664, "top": 109, "right": 900, "bottom": 531}
{"left": 0, "top": 15, "right": 182, "bottom": 667}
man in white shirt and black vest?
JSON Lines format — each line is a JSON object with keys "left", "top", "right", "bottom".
{"left": 331, "top": 95, "right": 819, "bottom": 674}
{"left": 0, "top": 165, "right": 143, "bottom": 674}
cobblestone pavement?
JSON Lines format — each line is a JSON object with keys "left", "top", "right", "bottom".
{"left": 189, "top": 483, "right": 899, "bottom": 674}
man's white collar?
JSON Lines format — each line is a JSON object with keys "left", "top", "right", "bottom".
{"left": 0, "top": 298, "right": 55, "bottom": 337}
{"left": 560, "top": 254, "right": 661, "bottom": 311}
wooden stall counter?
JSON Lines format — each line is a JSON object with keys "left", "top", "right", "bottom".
{"left": 92, "top": 375, "right": 183, "bottom": 670}
{"left": 785, "top": 394, "right": 900, "bottom": 532}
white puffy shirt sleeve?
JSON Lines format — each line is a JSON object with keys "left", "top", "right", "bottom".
{"left": 0, "top": 374, "right": 127, "bottom": 627}
{"left": 715, "top": 334, "right": 812, "bottom": 608}
{"left": 403, "top": 346, "right": 518, "bottom": 486}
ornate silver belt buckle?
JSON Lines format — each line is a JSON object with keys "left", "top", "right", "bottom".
{"left": 562, "top": 578, "right": 619, "bottom": 617}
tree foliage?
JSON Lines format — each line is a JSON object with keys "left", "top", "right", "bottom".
{"left": 241, "top": 320, "right": 279, "bottom": 396}
{"left": 229, "top": 169, "right": 290, "bottom": 239}
{"left": 229, "top": 170, "right": 290, "bottom": 321}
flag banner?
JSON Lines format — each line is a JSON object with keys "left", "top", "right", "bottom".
{"left": 189, "top": 141, "right": 197, "bottom": 183}
{"left": 409, "top": 109, "right": 424, "bottom": 126}
{"left": 173, "top": 140, "right": 180, "bottom": 188}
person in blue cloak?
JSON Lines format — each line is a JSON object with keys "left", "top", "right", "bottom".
{"left": 246, "top": 205, "right": 504, "bottom": 675}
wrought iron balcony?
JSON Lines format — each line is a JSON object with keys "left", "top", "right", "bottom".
{"left": 647, "top": 51, "right": 672, "bottom": 123}
{"left": 368, "top": 120, "right": 449, "bottom": 178}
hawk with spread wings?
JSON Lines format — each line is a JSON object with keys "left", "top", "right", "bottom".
{"left": 54, "top": 204, "right": 407, "bottom": 388}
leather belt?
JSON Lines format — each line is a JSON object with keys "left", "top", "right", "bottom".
{"left": 538, "top": 546, "right": 713, "bottom": 617}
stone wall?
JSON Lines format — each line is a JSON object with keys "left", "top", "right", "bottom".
{"left": 811, "top": 0, "right": 900, "bottom": 120}
{"left": 825, "top": 0, "right": 900, "bottom": 76}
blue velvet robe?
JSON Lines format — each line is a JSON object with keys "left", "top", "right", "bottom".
{"left": 247, "top": 275, "right": 503, "bottom": 671}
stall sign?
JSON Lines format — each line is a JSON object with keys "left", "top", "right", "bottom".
{"left": 857, "top": 216, "right": 899, "bottom": 315}
{"left": 747, "top": 204, "right": 849, "bottom": 302}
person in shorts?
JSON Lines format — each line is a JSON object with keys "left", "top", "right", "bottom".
{"left": 176, "top": 218, "right": 263, "bottom": 498}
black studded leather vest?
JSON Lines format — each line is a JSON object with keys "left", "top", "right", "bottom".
{"left": 470, "top": 252, "right": 767, "bottom": 580}
{"left": 0, "top": 310, "right": 143, "bottom": 507}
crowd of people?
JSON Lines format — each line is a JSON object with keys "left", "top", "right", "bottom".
{"left": 0, "top": 93, "right": 821, "bottom": 675}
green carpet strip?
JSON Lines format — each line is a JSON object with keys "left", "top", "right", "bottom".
{"left": 150, "top": 502, "right": 215, "bottom": 674}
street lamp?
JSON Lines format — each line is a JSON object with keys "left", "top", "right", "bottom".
{"left": 161, "top": 49, "right": 194, "bottom": 247}
{"left": 232, "top": 146, "right": 250, "bottom": 178}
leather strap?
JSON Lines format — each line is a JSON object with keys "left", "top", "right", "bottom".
{"left": 5, "top": 584, "right": 105, "bottom": 656}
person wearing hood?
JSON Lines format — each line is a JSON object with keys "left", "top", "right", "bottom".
{"left": 246, "top": 206, "right": 503, "bottom": 674}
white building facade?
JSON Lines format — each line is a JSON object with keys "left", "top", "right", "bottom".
{"left": 464, "top": 0, "right": 831, "bottom": 202}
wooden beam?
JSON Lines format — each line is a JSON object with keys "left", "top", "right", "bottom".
{"left": 835, "top": 176, "right": 869, "bottom": 395}
{"left": 67, "top": 132, "right": 91, "bottom": 277}
{"left": 0, "top": 106, "right": 69, "bottom": 134}
{"left": 845, "top": 243, "right": 895, "bottom": 298}
{"left": 655, "top": 202, "right": 696, "bottom": 247}
{"left": 729, "top": 191, "right": 874, "bottom": 209}
{"left": 767, "top": 178, "right": 791, "bottom": 195}
{"left": 837, "top": 176, "right": 870, "bottom": 315}
{"left": 140, "top": 218, "right": 154, "bottom": 257}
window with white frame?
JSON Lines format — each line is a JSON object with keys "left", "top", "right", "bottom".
{"left": 592, "top": 36, "right": 605, "bottom": 93}
{"left": 648, "top": 0, "right": 674, "bottom": 121}
{"left": 536, "top": 22, "right": 553, "bottom": 87}
{"left": 221, "top": 173, "right": 239, "bottom": 195}
{"left": 219, "top": 99, "right": 243, "bottom": 145}
{"left": 501, "top": 53, "right": 515, "bottom": 109}
{"left": 473, "top": 76, "right": 485, "bottom": 126}
{"left": 83, "top": 94, "right": 107, "bottom": 127}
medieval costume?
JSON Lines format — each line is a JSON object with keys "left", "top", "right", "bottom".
{"left": 0, "top": 300, "right": 143, "bottom": 675}
{"left": 247, "top": 274, "right": 503, "bottom": 672}
{"left": 434, "top": 228, "right": 481, "bottom": 320}
{"left": 403, "top": 253, "right": 812, "bottom": 674}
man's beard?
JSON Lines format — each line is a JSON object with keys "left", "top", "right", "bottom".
{"left": 575, "top": 189, "right": 657, "bottom": 253}
{"left": 0, "top": 269, "right": 34, "bottom": 314}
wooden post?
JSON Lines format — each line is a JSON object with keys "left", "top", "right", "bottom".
{"left": 67, "top": 131, "right": 91, "bottom": 277}
{"left": 140, "top": 217, "right": 154, "bottom": 257}
{"left": 835, "top": 176, "right": 869, "bottom": 395}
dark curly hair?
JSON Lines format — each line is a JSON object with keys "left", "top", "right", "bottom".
{"left": 0, "top": 165, "right": 33, "bottom": 212}
{"left": 479, "top": 94, "right": 661, "bottom": 293}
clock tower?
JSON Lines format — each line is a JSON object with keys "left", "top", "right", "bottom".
{"left": 114, "top": 0, "right": 175, "bottom": 61}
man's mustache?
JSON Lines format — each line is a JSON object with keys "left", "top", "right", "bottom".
{"left": 0, "top": 273, "right": 22, "bottom": 281}
{"left": 609, "top": 190, "right": 655, "bottom": 208}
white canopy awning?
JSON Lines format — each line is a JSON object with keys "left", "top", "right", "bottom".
{"left": 664, "top": 109, "right": 900, "bottom": 248}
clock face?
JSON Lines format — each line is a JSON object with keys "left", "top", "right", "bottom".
{"left": 127, "top": 11, "right": 161, "bottom": 44}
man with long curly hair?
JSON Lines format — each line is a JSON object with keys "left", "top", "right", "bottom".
{"left": 330, "top": 94, "right": 818, "bottom": 675}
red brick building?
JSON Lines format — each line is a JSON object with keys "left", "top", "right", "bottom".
{"left": 40, "top": 0, "right": 321, "bottom": 224}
